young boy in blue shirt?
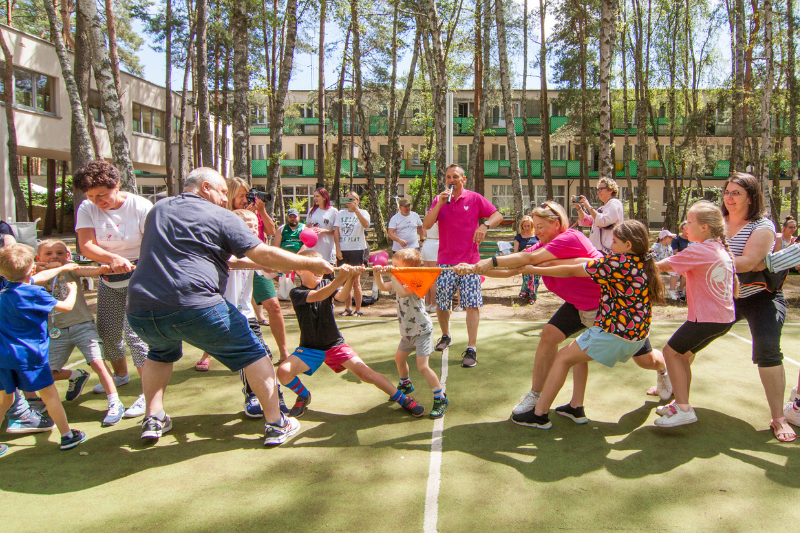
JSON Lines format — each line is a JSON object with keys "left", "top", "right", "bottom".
{"left": 277, "top": 249, "right": 426, "bottom": 418}
{"left": 0, "top": 244, "right": 87, "bottom": 453}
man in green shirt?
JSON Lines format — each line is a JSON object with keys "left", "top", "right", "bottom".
{"left": 274, "top": 209, "right": 305, "bottom": 253}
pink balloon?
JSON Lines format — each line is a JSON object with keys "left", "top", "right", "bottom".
{"left": 299, "top": 228, "right": 318, "bottom": 248}
{"left": 368, "top": 253, "right": 378, "bottom": 264}
{"left": 373, "top": 254, "right": 388, "bottom": 266}
{"left": 378, "top": 251, "right": 389, "bottom": 262}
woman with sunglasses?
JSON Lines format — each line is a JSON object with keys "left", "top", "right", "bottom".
{"left": 467, "top": 201, "right": 670, "bottom": 420}
{"left": 573, "top": 177, "right": 624, "bottom": 254}
{"left": 722, "top": 173, "right": 794, "bottom": 442}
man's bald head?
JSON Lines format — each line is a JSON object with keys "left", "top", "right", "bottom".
{"left": 184, "top": 167, "right": 229, "bottom": 207}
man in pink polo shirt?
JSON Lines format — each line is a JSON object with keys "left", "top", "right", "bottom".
{"left": 423, "top": 164, "right": 504, "bottom": 368}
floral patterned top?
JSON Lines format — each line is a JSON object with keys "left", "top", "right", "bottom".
{"left": 583, "top": 253, "right": 651, "bottom": 341}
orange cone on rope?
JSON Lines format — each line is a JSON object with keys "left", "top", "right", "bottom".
{"left": 391, "top": 267, "right": 442, "bottom": 298}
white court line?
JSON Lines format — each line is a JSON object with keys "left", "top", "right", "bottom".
{"left": 64, "top": 360, "right": 84, "bottom": 369}
{"left": 423, "top": 346, "right": 449, "bottom": 533}
{"left": 726, "top": 332, "right": 800, "bottom": 367}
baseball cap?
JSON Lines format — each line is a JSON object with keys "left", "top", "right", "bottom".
{"left": 658, "top": 229, "right": 677, "bottom": 239}
{"left": 287, "top": 208, "right": 300, "bottom": 216}
{"left": 398, "top": 198, "right": 411, "bottom": 207}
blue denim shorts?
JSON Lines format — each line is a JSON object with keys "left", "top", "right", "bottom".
{"left": 127, "top": 301, "right": 267, "bottom": 372}
{"left": 0, "top": 365, "right": 55, "bottom": 394}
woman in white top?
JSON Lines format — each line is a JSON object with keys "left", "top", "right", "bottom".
{"left": 335, "top": 191, "right": 370, "bottom": 316}
{"left": 306, "top": 187, "right": 338, "bottom": 264}
{"left": 74, "top": 161, "right": 151, "bottom": 418}
{"left": 420, "top": 221, "right": 439, "bottom": 312}
{"left": 574, "top": 177, "right": 624, "bottom": 254}
{"left": 779, "top": 215, "right": 798, "bottom": 249}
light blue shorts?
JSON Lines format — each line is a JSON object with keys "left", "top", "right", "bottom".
{"left": 576, "top": 326, "right": 647, "bottom": 368}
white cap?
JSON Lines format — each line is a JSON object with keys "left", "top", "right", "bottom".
{"left": 658, "top": 229, "right": 677, "bottom": 240}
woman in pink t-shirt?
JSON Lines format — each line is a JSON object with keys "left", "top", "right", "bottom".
{"left": 471, "top": 202, "right": 670, "bottom": 419}
{"left": 653, "top": 201, "right": 737, "bottom": 428}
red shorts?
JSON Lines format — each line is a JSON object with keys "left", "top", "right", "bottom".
{"left": 324, "top": 344, "right": 358, "bottom": 373}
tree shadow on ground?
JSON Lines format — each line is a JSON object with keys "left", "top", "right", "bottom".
{"left": 376, "top": 401, "right": 800, "bottom": 487}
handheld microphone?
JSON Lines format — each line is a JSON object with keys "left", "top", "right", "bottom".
{"left": 446, "top": 184, "right": 455, "bottom": 204}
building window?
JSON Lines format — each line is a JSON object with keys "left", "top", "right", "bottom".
{"left": 89, "top": 90, "right": 104, "bottom": 126}
{"left": 132, "top": 103, "right": 165, "bottom": 139}
{"left": 0, "top": 62, "right": 56, "bottom": 113}
{"left": 281, "top": 185, "right": 314, "bottom": 215}
{"left": 251, "top": 144, "right": 267, "bottom": 160}
{"left": 251, "top": 105, "right": 267, "bottom": 125}
{"left": 137, "top": 184, "right": 167, "bottom": 203}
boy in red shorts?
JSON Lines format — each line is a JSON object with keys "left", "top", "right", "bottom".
{"left": 277, "top": 250, "right": 425, "bottom": 418}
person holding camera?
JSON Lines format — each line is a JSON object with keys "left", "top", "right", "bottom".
{"left": 334, "top": 192, "right": 370, "bottom": 317}
{"left": 573, "top": 177, "right": 624, "bottom": 255}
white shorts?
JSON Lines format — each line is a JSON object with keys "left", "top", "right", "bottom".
{"left": 421, "top": 239, "right": 439, "bottom": 263}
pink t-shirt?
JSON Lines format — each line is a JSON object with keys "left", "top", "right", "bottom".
{"left": 429, "top": 189, "right": 497, "bottom": 264}
{"left": 664, "top": 241, "right": 735, "bottom": 323}
{"left": 528, "top": 229, "right": 603, "bottom": 311}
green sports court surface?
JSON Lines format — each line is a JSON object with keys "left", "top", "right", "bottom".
{"left": 2, "top": 318, "right": 800, "bottom": 532}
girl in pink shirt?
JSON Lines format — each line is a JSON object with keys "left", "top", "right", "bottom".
{"left": 654, "top": 201, "right": 738, "bottom": 428}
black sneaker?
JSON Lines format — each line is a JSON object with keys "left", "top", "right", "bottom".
{"left": 461, "top": 348, "right": 478, "bottom": 368}
{"left": 430, "top": 394, "right": 448, "bottom": 419}
{"left": 398, "top": 380, "right": 415, "bottom": 395}
{"left": 555, "top": 403, "right": 588, "bottom": 424}
{"left": 264, "top": 415, "right": 300, "bottom": 446}
{"left": 511, "top": 410, "right": 552, "bottom": 429}
{"left": 278, "top": 391, "right": 290, "bottom": 415}
{"left": 140, "top": 415, "right": 172, "bottom": 439}
{"left": 434, "top": 335, "right": 452, "bottom": 352}
{"left": 60, "top": 429, "right": 87, "bottom": 450}
{"left": 65, "top": 369, "right": 90, "bottom": 401}
{"left": 400, "top": 396, "right": 425, "bottom": 417}
{"left": 289, "top": 393, "right": 311, "bottom": 418}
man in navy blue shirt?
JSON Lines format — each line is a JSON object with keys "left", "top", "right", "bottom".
{"left": 127, "top": 168, "right": 332, "bottom": 446}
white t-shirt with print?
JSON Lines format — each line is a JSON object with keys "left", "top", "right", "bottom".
{"left": 75, "top": 193, "right": 152, "bottom": 261}
{"left": 307, "top": 206, "right": 338, "bottom": 263}
{"left": 223, "top": 269, "right": 255, "bottom": 320}
{"left": 335, "top": 208, "right": 371, "bottom": 251}
{"left": 388, "top": 211, "right": 423, "bottom": 251}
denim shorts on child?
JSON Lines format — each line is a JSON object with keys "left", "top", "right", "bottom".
{"left": 292, "top": 344, "right": 357, "bottom": 375}
{"left": 127, "top": 301, "right": 267, "bottom": 372}
{"left": 576, "top": 326, "right": 647, "bottom": 368}
{"left": 436, "top": 266, "right": 483, "bottom": 310}
{"left": 48, "top": 321, "right": 104, "bottom": 371}
{"left": 0, "top": 365, "right": 55, "bottom": 394}
{"left": 398, "top": 329, "right": 434, "bottom": 356}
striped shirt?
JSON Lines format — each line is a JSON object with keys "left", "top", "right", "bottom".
{"left": 729, "top": 217, "right": 775, "bottom": 298}
{"left": 765, "top": 243, "right": 800, "bottom": 272}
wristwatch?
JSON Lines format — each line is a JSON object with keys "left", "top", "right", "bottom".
{"left": 492, "top": 256, "right": 498, "bottom": 267}
{"left": 483, "top": 221, "right": 491, "bottom": 228}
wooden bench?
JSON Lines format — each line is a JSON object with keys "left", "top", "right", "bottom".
{"left": 479, "top": 242, "right": 500, "bottom": 259}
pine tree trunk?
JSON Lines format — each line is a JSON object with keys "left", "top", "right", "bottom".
{"left": 789, "top": 0, "right": 799, "bottom": 221}
{"left": 332, "top": 25, "right": 351, "bottom": 207}
{"left": 466, "top": 0, "right": 482, "bottom": 190}
{"left": 540, "top": 0, "right": 552, "bottom": 197}
{"left": 353, "top": 0, "right": 387, "bottom": 244}
{"left": 44, "top": 160, "right": 57, "bottom": 236}
{"left": 165, "top": 0, "right": 175, "bottom": 195}
{"left": 521, "top": 0, "right": 533, "bottom": 208}
{"left": 178, "top": 36, "right": 195, "bottom": 189}
{"left": 196, "top": 0, "right": 213, "bottom": 167}
{"left": 0, "top": 30, "right": 26, "bottom": 221}
{"left": 231, "top": 0, "right": 253, "bottom": 180}
{"left": 265, "top": 0, "right": 298, "bottom": 214}
{"left": 495, "top": 0, "right": 522, "bottom": 223}
{"left": 104, "top": 0, "right": 123, "bottom": 99}
{"left": 423, "top": 0, "right": 449, "bottom": 191}
{"left": 760, "top": 0, "right": 773, "bottom": 217}
{"left": 78, "top": 0, "right": 136, "bottom": 191}
{"left": 731, "top": 0, "right": 746, "bottom": 172}
{"left": 317, "top": 0, "right": 326, "bottom": 188}
{"left": 386, "top": 1, "right": 399, "bottom": 216}
{"left": 620, "top": 6, "right": 633, "bottom": 219}
{"left": 598, "top": 0, "right": 615, "bottom": 181}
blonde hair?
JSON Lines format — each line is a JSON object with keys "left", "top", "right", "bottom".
{"left": 519, "top": 215, "right": 534, "bottom": 231}
{"left": 232, "top": 209, "right": 258, "bottom": 223}
{"left": 347, "top": 191, "right": 360, "bottom": 201}
{"left": 0, "top": 243, "right": 35, "bottom": 281}
{"left": 37, "top": 238, "right": 69, "bottom": 254}
{"left": 688, "top": 200, "right": 740, "bottom": 298}
{"left": 393, "top": 247, "right": 422, "bottom": 267}
{"left": 613, "top": 220, "right": 665, "bottom": 305}
{"left": 599, "top": 177, "right": 619, "bottom": 197}
{"left": 530, "top": 201, "right": 569, "bottom": 231}
{"left": 298, "top": 249, "right": 323, "bottom": 260}
{"left": 226, "top": 176, "right": 250, "bottom": 211}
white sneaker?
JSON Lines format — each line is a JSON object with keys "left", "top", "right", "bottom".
{"left": 655, "top": 400, "right": 676, "bottom": 417}
{"left": 656, "top": 371, "right": 673, "bottom": 401}
{"left": 512, "top": 390, "right": 539, "bottom": 415}
{"left": 784, "top": 401, "right": 800, "bottom": 427}
{"left": 426, "top": 304, "right": 437, "bottom": 314}
{"left": 654, "top": 404, "right": 697, "bottom": 427}
{"left": 93, "top": 373, "right": 130, "bottom": 394}
{"left": 453, "top": 306, "right": 464, "bottom": 313}
{"left": 123, "top": 394, "right": 146, "bottom": 418}
{"left": 789, "top": 387, "right": 800, "bottom": 403}
{"left": 667, "top": 289, "right": 678, "bottom": 300}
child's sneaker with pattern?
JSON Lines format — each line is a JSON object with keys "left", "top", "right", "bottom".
{"left": 397, "top": 380, "right": 415, "bottom": 395}
{"left": 60, "top": 429, "right": 87, "bottom": 450}
{"left": 400, "top": 396, "right": 425, "bottom": 417}
{"left": 430, "top": 394, "right": 448, "bottom": 419}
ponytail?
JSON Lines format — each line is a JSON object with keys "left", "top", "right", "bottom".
{"left": 718, "top": 234, "right": 740, "bottom": 299}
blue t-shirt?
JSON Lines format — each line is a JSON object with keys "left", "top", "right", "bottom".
{"left": 127, "top": 193, "right": 264, "bottom": 312}
{"left": 0, "top": 280, "right": 57, "bottom": 370}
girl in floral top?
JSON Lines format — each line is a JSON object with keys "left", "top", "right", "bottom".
{"left": 510, "top": 220, "right": 665, "bottom": 429}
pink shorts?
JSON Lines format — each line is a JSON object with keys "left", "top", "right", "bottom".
{"left": 324, "top": 344, "right": 358, "bottom": 373}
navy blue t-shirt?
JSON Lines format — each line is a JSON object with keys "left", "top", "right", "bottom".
{"left": 671, "top": 235, "right": 691, "bottom": 254}
{"left": 127, "top": 193, "right": 263, "bottom": 312}
{"left": 0, "top": 280, "right": 57, "bottom": 370}
{"left": 0, "top": 221, "right": 14, "bottom": 249}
